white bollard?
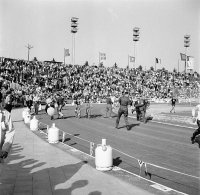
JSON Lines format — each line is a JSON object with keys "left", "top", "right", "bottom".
{"left": 95, "top": 139, "right": 113, "bottom": 171}
{"left": 22, "top": 107, "right": 30, "bottom": 120}
{"left": 30, "top": 116, "right": 39, "bottom": 131}
{"left": 24, "top": 113, "right": 31, "bottom": 124}
{"left": 48, "top": 123, "right": 59, "bottom": 143}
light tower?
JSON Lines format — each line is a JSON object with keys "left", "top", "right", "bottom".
{"left": 25, "top": 44, "right": 33, "bottom": 62}
{"left": 71, "top": 17, "right": 79, "bottom": 65}
{"left": 133, "top": 27, "right": 140, "bottom": 69}
{"left": 184, "top": 34, "right": 191, "bottom": 73}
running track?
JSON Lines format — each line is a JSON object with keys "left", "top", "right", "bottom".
{"left": 38, "top": 104, "right": 200, "bottom": 195}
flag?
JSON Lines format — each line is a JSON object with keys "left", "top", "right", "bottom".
{"left": 187, "top": 56, "right": 194, "bottom": 70}
{"left": 129, "top": 56, "right": 135, "bottom": 63}
{"left": 155, "top": 58, "right": 161, "bottom": 64}
{"left": 64, "top": 48, "right": 70, "bottom": 57}
{"left": 180, "top": 53, "right": 186, "bottom": 61}
{"left": 99, "top": 52, "right": 106, "bottom": 61}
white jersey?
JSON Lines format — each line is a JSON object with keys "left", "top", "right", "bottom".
{"left": 0, "top": 110, "right": 15, "bottom": 155}
{"left": 192, "top": 104, "right": 200, "bottom": 120}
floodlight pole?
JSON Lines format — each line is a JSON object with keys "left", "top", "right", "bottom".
{"left": 25, "top": 44, "right": 33, "bottom": 61}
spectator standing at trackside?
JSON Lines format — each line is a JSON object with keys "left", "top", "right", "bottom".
{"left": 116, "top": 91, "right": 132, "bottom": 130}
{"left": 142, "top": 98, "right": 150, "bottom": 123}
{"left": 0, "top": 105, "right": 15, "bottom": 163}
{"left": 25, "top": 94, "right": 33, "bottom": 112}
{"left": 74, "top": 96, "right": 81, "bottom": 118}
{"left": 4, "top": 90, "right": 14, "bottom": 113}
{"left": 33, "top": 92, "right": 40, "bottom": 115}
{"left": 56, "top": 93, "right": 64, "bottom": 119}
{"left": 105, "top": 93, "right": 113, "bottom": 118}
{"left": 191, "top": 104, "right": 200, "bottom": 145}
{"left": 45, "top": 94, "right": 55, "bottom": 120}
{"left": 85, "top": 94, "right": 91, "bottom": 118}
{"left": 170, "top": 96, "right": 177, "bottom": 113}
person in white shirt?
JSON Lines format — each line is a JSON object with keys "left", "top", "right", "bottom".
{"left": 0, "top": 106, "right": 15, "bottom": 162}
{"left": 191, "top": 104, "right": 200, "bottom": 144}
{"left": 33, "top": 93, "right": 40, "bottom": 115}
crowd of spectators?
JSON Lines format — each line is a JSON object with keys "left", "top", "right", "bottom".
{"left": 0, "top": 57, "right": 199, "bottom": 106}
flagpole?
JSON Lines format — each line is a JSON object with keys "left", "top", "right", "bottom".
{"left": 128, "top": 55, "right": 129, "bottom": 69}
{"left": 71, "top": 34, "right": 73, "bottom": 65}
{"left": 185, "top": 47, "right": 187, "bottom": 73}
{"left": 178, "top": 59, "right": 179, "bottom": 73}
{"left": 74, "top": 33, "right": 76, "bottom": 65}
{"left": 99, "top": 52, "right": 100, "bottom": 66}
{"left": 134, "top": 43, "right": 136, "bottom": 69}
{"left": 155, "top": 58, "right": 156, "bottom": 71}
{"left": 64, "top": 48, "right": 65, "bottom": 66}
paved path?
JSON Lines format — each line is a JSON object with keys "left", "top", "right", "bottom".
{"left": 0, "top": 108, "right": 158, "bottom": 195}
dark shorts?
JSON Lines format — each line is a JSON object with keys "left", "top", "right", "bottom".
{"left": 4, "top": 104, "right": 12, "bottom": 113}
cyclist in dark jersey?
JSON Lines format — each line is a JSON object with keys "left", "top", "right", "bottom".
{"left": 116, "top": 91, "right": 132, "bottom": 130}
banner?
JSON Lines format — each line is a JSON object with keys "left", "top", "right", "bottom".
{"left": 155, "top": 58, "right": 161, "bottom": 64}
{"left": 64, "top": 48, "right": 70, "bottom": 57}
{"left": 99, "top": 52, "right": 106, "bottom": 61}
{"left": 187, "top": 56, "right": 194, "bottom": 70}
{"left": 129, "top": 56, "right": 135, "bottom": 63}
{"left": 180, "top": 53, "right": 186, "bottom": 61}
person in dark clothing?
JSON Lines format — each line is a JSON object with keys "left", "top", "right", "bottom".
{"left": 116, "top": 91, "right": 132, "bottom": 130}
{"left": 4, "top": 90, "right": 14, "bottom": 113}
{"left": 191, "top": 104, "right": 200, "bottom": 147}
{"left": 105, "top": 94, "right": 113, "bottom": 118}
{"left": 170, "top": 97, "right": 177, "bottom": 113}
{"left": 26, "top": 94, "right": 33, "bottom": 112}
{"left": 141, "top": 98, "right": 150, "bottom": 123}
{"left": 134, "top": 96, "right": 145, "bottom": 121}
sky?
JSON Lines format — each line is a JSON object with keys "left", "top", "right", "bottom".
{"left": 0, "top": 0, "right": 199, "bottom": 73}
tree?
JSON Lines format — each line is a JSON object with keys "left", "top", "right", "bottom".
{"left": 138, "top": 65, "right": 143, "bottom": 71}
{"left": 173, "top": 68, "right": 177, "bottom": 73}
{"left": 150, "top": 66, "right": 154, "bottom": 71}
{"left": 84, "top": 61, "right": 89, "bottom": 66}
{"left": 113, "top": 62, "right": 117, "bottom": 68}
{"left": 33, "top": 57, "right": 38, "bottom": 61}
{"left": 99, "top": 62, "right": 104, "bottom": 67}
{"left": 161, "top": 67, "right": 166, "bottom": 71}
